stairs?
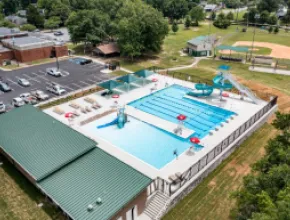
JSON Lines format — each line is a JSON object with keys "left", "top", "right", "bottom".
{"left": 144, "top": 192, "right": 170, "bottom": 219}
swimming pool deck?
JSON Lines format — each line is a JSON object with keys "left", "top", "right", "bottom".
{"left": 44, "top": 73, "right": 268, "bottom": 181}
{"left": 126, "top": 105, "right": 194, "bottom": 139}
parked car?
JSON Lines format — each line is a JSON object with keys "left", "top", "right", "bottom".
{"left": 12, "top": 97, "right": 25, "bottom": 107}
{"left": 18, "top": 78, "right": 30, "bottom": 87}
{"left": 0, "top": 102, "right": 6, "bottom": 113}
{"left": 80, "top": 59, "right": 93, "bottom": 65}
{"left": 54, "top": 31, "right": 63, "bottom": 36}
{"left": 46, "top": 82, "right": 66, "bottom": 96}
{"left": 0, "top": 81, "right": 12, "bottom": 92}
{"left": 46, "top": 68, "right": 61, "bottom": 77}
{"left": 31, "top": 90, "right": 49, "bottom": 101}
{"left": 19, "top": 93, "right": 38, "bottom": 105}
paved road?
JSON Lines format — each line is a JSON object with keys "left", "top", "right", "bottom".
{"left": 0, "top": 59, "right": 112, "bottom": 109}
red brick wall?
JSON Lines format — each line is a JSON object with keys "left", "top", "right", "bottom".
{"left": 0, "top": 50, "right": 14, "bottom": 65}
{"left": 111, "top": 189, "right": 148, "bottom": 220}
{"left": 55, "top": 46, "right": 68, "bottom": 57}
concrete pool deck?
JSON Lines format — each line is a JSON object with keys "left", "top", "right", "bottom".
{"left": 44, "top": 74, "right": 267, "bottom": 181}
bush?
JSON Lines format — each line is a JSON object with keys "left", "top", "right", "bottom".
{"left": 213, "top": 13, "right": 231, "bottom": 29}
{"left": 20, "top": 24, "right": 36, "bottom": 32}
{"left": 226, "top": 11, "right": 234, "bottom": 20}
{"left": 274, "top": 26, "right": 279, "bottom": 34}
{"left": 268, "top": 26, "right": 273, "bottom": 33}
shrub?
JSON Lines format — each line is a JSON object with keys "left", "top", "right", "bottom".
{"left": 20, "top": 24, "right": 36, "bottom": 32}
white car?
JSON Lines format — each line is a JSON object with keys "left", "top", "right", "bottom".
{"left": 46, "top": 68, "right": 61, "bottom": 77}
{"left": 18, "top": 78, "right": 30, "bottom": 87}
{"left": 19, "top": 93, "right": 38, "bottom": 104}
{"left": 12, "top": 97, "right": 25, "bottom": 107}
{"left": 0, "top": 102, "right": 6, "bottom": 113}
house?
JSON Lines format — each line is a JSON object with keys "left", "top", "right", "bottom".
{"left": 0, "top": 105, "right": 151, "bottom": 220}
{"left": 204, "top": 4, "right": 217, "bottom": 12}
{"left": 277, "top": 6, "right": 288, "bottom": 18}
{"left": 17, "top": 10, "right": 27, "bottom": 17}
{"left": 1, "top": 36, "right": 68, "bottom": 63}
{"left": 5, "top": 15, "right": 27, "bottom": 25}
{"left": 187, "top": 35, "right": 216, "bottom": 57}
{"left": 93, "top": 42, "right": 120, "bottom": 57}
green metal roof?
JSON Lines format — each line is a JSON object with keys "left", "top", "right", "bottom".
{"left": 216, "top": 45, "right": 249, "bottom": 52}
{"left": 0, "top": 105, "right": 96, "bottom": 181}
{"left": 134, "top": 69, "right": 155, "bottom": 78}
{"left": 187, "top": 36, "right": 208, "bottom": 45}
{"left": 38, "top": 148, "right": 151, "bottom": 220}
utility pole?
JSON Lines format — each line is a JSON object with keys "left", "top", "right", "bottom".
{"left": 250, "top": 14, "right": 260, "bottom": 66}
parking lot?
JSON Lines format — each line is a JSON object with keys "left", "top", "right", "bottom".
{"left": 0, "top": 59, "right": 113, "bottom": 110}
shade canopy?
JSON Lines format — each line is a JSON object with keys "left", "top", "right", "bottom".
{"left": 190, "top": 137, "right": 200, "bottom": 144}
{"left": 216, "top": 45, "right": 249, "bottom": 53}
{"left": 134, "top": 69, "right": 155, "bottom": 78}
{"left": 116, "top": 74, "right": 140, "bottom": 83}
{"left": 98, "top": 80, "right": 123, "bottom": 91}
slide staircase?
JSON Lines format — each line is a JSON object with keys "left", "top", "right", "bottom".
{"left": 222, "top": 73, "right": 260, "bottom": 104}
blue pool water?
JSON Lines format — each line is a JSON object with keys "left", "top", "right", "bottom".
{"left": 129, "top": 84, "right": 236, "bottom": 138}
{"left": 93, "top": 85, "right": 236, "bottom": 169}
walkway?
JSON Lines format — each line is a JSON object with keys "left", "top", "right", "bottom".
{"left": 249, "top": 66, "right": 290, "bottom": 76}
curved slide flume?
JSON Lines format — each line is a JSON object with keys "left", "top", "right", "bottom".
{"left": 97, "top": 118, "right": 118, "bottom": 129}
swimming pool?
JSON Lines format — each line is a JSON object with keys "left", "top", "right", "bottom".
{"left": 129, "top": 84, "right": 236, "bottom": 138}
{"left": 91, "top": 85, "right": 236, "bottom": 169}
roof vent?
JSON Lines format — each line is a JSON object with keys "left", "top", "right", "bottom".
{"left": 87, "top": 204, "right": 94, "bottom": 211}
{"left": 96, "top": 197, "right": 102, "bottom": 205}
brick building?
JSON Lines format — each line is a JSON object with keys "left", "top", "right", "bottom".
{"left": 1, "top": 36, "right": 68, "bottom": 63}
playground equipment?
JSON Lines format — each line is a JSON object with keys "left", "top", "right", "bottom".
{"left": 187, "top": 65, "right": 260, "bottom": 104}
{"left": 97, "top": 107, "right": 128, "bottom": 129}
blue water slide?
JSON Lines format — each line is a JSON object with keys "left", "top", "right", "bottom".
{"left": 97, "top": 118, "right": 118, "bottom": 129}
{"left": 187, "top": 83, "right": 214, "bottom": 97}
{"left": 213, "top": 75, "right": 233, "bottom": 90}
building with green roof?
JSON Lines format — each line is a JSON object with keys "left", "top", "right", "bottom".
{"left": 187, "top": 35, "right": 216, "bottom": 57}
{"left": 0, "top": 105, "right": 152, "bottom": 220}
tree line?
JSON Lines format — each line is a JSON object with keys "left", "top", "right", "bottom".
{"left": 232, "top": 112, "right": 290, "bottom": 220}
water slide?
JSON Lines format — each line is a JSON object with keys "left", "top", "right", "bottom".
{"left": 212, "top": 75, "right": 233, "bottom": 89}
{"left": 187, "top": 84, "right": 214, "bottom": 97}
{"left": 97, "top": 118, "right": 119, "bottom": 129}
{"left": 222, "top": 73, "right": 260, "bottom": 104}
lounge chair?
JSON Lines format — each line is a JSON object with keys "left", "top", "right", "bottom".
{"left": 80, "top": 107, "right": 87, "bottom": 114}
{"left": 85, "top": 106, "right": 91, "bottom": 112}
{"left": 92, "top": 103, "right": 100, "bottom": 110}
{"left": 168, "top": 174, "right": 178, "bottom": 183}
{"left": 84, "top": 97, "right": 96, "bottom": 104}
{"left": 73, "top": 111, "right": 80, "bottom": 117}
{"left": 69, "top": 102, "right": 80, "bottom": 109}
{"left": 53, "top": 107, "right": 65, "bottom": 115}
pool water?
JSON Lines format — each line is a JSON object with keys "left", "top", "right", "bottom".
{"left": 93, "top": 85, "right": 236, "bottom": 169}
{"left": 129, "top": 84, "right": 235, "bottom": 138}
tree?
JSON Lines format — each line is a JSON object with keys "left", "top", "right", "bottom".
{"left": 44, "top": 16, "right": 61, "bottom": 31}
{"left": 164, "top": 0, "right": 189, "bottom": 21}
{"left": 2, "top": 0, "right": 19, "bottom": 15}
{"left": 20, "top": 24, "right": 36, "bottom": 31}
{"left": 268, "top": 15, "right": 278, "bottom": 25}
{"left": 232, "top": 112, "right": 290, "bottom": 220}
{"left": 116, "top": 0, "right": 168, "bottom": 59}
{"left": 27, "top": 4, "right": 45, "bottom": 28}
{"left": 213, "top": 12, "right": 231, "bottom": 29}
{"left": 189, "top": 6, "right": 205, "bottom": 26}
{"left": 66, "top": 10, "right": 109, "bottom": 44}
{"left": 211, "top": 11, "right": 216, "bottom": 20}
{"left": 246, "top": 7, "right": 259, "bottom": 23}
{"left": 184, "top": 15, "right": 191, "bottom": 29}
{"left": 268, "top": 26, "right": 273, "bottom": 33}
{"left": 259, "top": 10, "right": 270, "bottom": 24}
{"left": 257, "top": 0, "right": 279, "bottom": 13}
{"left": 172, "top": 20, "right": 179, "bottom": 33}
{"left": 282, "top": 10, "right": 290, "bottom": 26}
{"left": 274, "top": 26, "right": 279, "bottom": 34}
{"left": 49, "top": 1, "right": 70, "bottom": 25}
{"left": 226, "top": 11, "right": 234, "bottom": 20}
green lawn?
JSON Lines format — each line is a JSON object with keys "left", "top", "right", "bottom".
{"left": 163, "top": 124, "right": 277, "bottom": 220}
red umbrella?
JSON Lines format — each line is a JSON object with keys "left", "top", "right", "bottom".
{"left": 65, "top": 112, "right": 74, "bottom": 118}
{"left": 177, "top": 114, "right": 187, "bottom": 121}
{"left": 190, "top": 137, "right": 200, "bottom": 144}
{"left": 112, "top": 94, "right": 120, "bottom": 98}
{"left": 152, "top": 78, "right": 158, "bottom": 82}
{"left": 222, "top": 92, "right": 229, "bottom": 97}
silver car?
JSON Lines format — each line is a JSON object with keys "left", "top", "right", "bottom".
{"left": 0, "top": 102, "right": 6, "bottom": 113}
{"left": 18, "top": 78, "right": 30, "bottom": 87}
{"left": 46, "top": 68, "right": 61, "bottom": 77}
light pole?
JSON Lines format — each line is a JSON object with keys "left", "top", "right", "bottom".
{"left": 250, "top": 14, "right": 260, "bottom": 65}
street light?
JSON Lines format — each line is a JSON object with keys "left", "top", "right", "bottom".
{"left": 250, "top": 14, "right": 260, "bottom": 66}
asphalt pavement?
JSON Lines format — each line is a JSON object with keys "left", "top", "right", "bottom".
{"left": 0, "top": 59, "right": 113, "bottom": 109}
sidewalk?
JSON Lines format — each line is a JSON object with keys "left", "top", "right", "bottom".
{"left": 249, "top": 66, "right": 290, "bottom": 76}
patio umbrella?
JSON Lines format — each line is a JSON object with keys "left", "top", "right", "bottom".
{"left": 190, "top": 137, "right": 200, "bottom": 144}
{"left": 152, "top": 78, "right": 158, "bottom": 82}
{"left": 65, "top": 112, "right": 74, "bottom": 118}
{"left": 222, "top": 92, "right": 229, "bottom": 97}
{"left": 177, "top": 114, "right": 187, "bottom": 121}
{"left": 112, "top": 94, "right": 120, "bottom": 98}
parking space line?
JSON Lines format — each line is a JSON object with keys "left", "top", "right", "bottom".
{"left": 79, "top": 81, "right": 91, "bottom": 86}
{"left": 6, "top": 78, "right": 21, "bottom": 88}
{"left": 71, "top": 83, "right": 83, "bottom": 89}
{"left": 31, "top": 72, "right": 49, "bottom": 81}
{"left": 38, "top": 70, "right": 46, "bottom": 75}
{"left": 86, "top": 79, "right": 97, "bottom": 83}
{"left": 23, "top": 74, "right": 41, "bottom": 83}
